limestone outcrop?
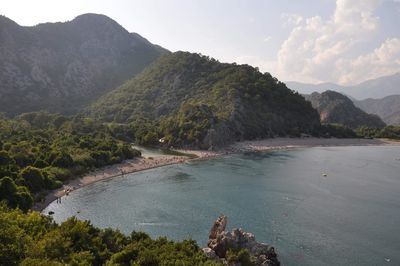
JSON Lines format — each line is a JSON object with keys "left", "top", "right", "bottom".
{"left": 203, "top": 215, "right": 280, "bottom": 266}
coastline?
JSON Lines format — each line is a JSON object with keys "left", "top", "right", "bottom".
{"left": 33, "top": 137, "right": 399, "bottom": 212}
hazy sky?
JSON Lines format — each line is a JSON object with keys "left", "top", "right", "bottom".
{"left": 1, "top": 0, "right": 399, "bottom": 85}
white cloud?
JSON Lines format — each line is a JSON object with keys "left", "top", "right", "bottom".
{"left": 337, "top": 38, "right": 400, "bottom": 83}
{"left": 281, "top": 13, "right": 304, "bottom": 27}
{"left": 263, "top": 36, "right": 272, "bottom": 42}
{"left": 271, "top": 0, "right": 400, "bottom": 84}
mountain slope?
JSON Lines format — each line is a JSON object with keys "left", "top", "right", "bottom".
{"left": 305, "top": 91, "right": 386, "bottom": 128}
{"left": 0, "top": 14, "right": 167, "bottom": 116}
{"left": 87, "top": 52, "right": 320, "bottom": 148}
{"left": 354, "top": 95, "right": 400, "bottom": 125}
{"left": 286, "top": 73, "right": 400, "bottom": 100}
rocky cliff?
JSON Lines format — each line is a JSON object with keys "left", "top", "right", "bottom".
{"left": 203, "top": 215, "right": 280, "bottom": 266}
{"left": 0, "top": 14, "right": 167, "bottom": 115}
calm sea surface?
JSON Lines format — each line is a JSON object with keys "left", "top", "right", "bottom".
{"left": 44, "top": 146, "right": 400, "bottom": 265}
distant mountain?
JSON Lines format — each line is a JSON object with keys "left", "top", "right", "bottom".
{"left": 0, "top": 14, "right": 167, "bottom": 116}
{"left": 354, "top": 95, "right": 400, "bottom": 125}
{"left": 287, "top": 73, "right": 400, "bottom": 100}
{"left": 286, "top": 82, "right": 344, "bottom": 95}
{"left": 304, "top": 91, "right": 386, "bottom": 129}
{"left": 87, "top": 52, "right": 320, "bottom": 148}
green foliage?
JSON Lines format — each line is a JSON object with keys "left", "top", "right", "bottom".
{"left": 378, "top": 125, "right": 400, "bottom": 139}
{"left": 0, "top": 205, "right": 220, "bottom": 266}
{"left": 356, "top": 125, "right": 400, "bottom": 139}
{"left": 226, "top": 248, "right": 256, "bottom": 266}
{"left": 160, "top": 103, "right": 217, "bottom": 148}
{"left": 0, "top": 176, "right": 33, "bottom": 211}
{"left": 20, "top": 166, "right": 45, "bottom": 193}
{"left": 0, "top": 112, "right": 140, "bottom": 210}
{"left": 88, "top": 52, "right": 320, "bottom": 148}
{"left": 316, "top": 124, "right": 357, "bottom": 138}
{"left": 355, "top": 126, "right": 380, "bottom": 139}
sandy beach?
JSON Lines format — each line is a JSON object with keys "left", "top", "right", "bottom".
{"left": 33, "top": 137, "right": 398, "bottom": 212}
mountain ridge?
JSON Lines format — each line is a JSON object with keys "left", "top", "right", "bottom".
{"left": 354, "top": 95, "right": 400, "bottom": 125}
{"left": 0, "top": 13, "right": 168, "bottom": 116}
{"left": 286, "top": 73, "right": 400, "bottom": 100}
{"left": 304, "top": 90, "right": 386, "bottom": 129}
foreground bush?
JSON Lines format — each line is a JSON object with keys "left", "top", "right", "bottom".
{"left": 0, "top": 204, "right": 220, "bottom": 266}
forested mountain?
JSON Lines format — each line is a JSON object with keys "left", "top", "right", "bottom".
{"left": 287, "top": 73, "right": 400, "bottom": 100}
{"left": 87, "top": 52, "right": 320, "bottom": 148}
{"left": 354, "top": 95, "right": 400, "bottom": 125}
{"left": 304, "top": 91, "right": 386, "bottom": 129}
{"left": 0, "top": 14, "right": 167, "bottom": 116}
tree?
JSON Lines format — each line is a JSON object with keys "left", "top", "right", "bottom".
{"left": 0, "top": 177, "right": 33, "bottom": 211}
{"left": 0, "top": 150, "right": 14, "bottom": 166}
{"left": 20, "top": 166, "right": 44, "bottom": 193}
{"left": 51, "top": 152, "right": 73, "bottom": 168}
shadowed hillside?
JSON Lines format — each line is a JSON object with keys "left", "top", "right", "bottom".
{"left": 304, "top": 91, "right": 386, "bottom": 129}
{"left": 355, "top": 95, "right": 400, "bottom": 125}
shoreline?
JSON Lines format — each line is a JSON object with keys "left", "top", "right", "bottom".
{"left": 33, "top": 137, "right": 399, "bottom": 212}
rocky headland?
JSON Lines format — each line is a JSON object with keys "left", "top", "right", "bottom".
{"left": 203, "top": 215, "right": 280, "bottom": 266}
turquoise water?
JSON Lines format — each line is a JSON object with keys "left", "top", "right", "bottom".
{"left": 44, "top": 146, "right": 400, "bottom": 265}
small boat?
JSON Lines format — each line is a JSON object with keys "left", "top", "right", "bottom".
{"left": 322, "top": 173, "right": 327, "bottom": 177}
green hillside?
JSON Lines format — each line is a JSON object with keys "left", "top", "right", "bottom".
{"left": 87, "top": 52, "right": 320, "bottom": 148}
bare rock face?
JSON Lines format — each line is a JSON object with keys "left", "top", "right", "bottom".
{"left": 205, "top": 215, "right": 280, "bottom": 266}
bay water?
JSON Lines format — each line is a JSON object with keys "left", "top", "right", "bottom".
{"left": 44, "top": 146, "right": 400, "bottom": 265}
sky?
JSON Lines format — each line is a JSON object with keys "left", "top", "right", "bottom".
{"left": 1, "top": 0, "right": 399, "bottom": 85}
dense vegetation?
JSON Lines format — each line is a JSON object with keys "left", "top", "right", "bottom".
{"left": 0, "top": 204, "right": 219, "bottom": 266}
{"left": 318, "top": 123, "right": 357, "bottom": 138}
{"left": 355, "top": 125, "right": 400, "bottom": 139}
{"left": 305, "top": 91, "right": 386, "bottom": 129}
{"left": 88, "top": 52, "right": 321, "bottom": 148}
{"left": 0, "top": 112, "right": 140, "bottom": 211}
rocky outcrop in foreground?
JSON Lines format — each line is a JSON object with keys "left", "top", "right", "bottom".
{"left": 203, "top": 215, "right": 280, "bottom": 266}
